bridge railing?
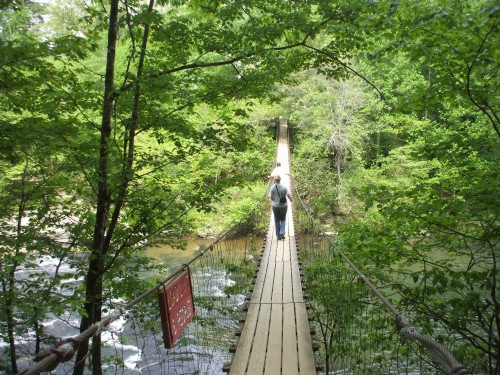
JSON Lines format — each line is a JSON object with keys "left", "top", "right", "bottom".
{"left": 17, "top": 193, "right": 270, "bottom": 375}
{"left": 293, "top": 184, "right": 469, "bottom": 375}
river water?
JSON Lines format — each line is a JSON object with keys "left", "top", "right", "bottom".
{"left": 143, "top": 237, "right": 215, "bottom": 269}
{"left": 5, "top": 236, "right": 250, "bottom": 375}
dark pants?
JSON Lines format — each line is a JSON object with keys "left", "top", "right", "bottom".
{"left": 272, "top": 205, "right": 288, "bottom": 239}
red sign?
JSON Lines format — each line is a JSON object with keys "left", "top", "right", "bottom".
{"left": 158, "top": 269, "right": 195, "bottom": 348}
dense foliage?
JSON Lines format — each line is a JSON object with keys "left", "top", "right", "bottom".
{"left": 0, "top": 0, "right": 498, "bottom": 374}
{"left": 284, "top": 1, "right": 499, "bottom": 373}
{"left": 1, "top": 0, "right": 281, "bottom": 373}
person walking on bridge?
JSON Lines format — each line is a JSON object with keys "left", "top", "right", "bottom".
{"left": 269, "top": 175, "right": 292, "bottom": 240}
{"left": 268, "top": 161, "right": 292, "bottom": 181}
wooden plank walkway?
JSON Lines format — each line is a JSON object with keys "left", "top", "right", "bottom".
{"left": 228, "top": 120, "right": 316, "bottom": 374}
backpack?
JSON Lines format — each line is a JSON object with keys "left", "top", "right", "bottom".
{"left": 275, "top": 185, "right": 287, "bottom": 203}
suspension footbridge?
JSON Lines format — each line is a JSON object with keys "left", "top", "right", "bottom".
{"left": 228, "top": 120, "right": 316, "bottom": 374}
{"left": 17, "top": 119, "right": 469, "bottom": 375}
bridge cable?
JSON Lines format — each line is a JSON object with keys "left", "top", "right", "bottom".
{"left": 292, "top": 181, "right": 470, "bottom": 375}
{"left": 17, "top": 188, "right": 270, "bottom": 375}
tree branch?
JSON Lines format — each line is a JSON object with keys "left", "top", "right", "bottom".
{"left": 303, "top": 43, "right": 386, "bottom": 101}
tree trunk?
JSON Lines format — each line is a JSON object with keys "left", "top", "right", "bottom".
{"left": 3, "top": 278, "right": 17, "bottom": 375}
{"left": 4, "top": 163, "right": 30, "bottom": 374}
{"left": 73, "top": 257, "right": 105, "bottom": 375}
{"left": 34, "top": 310, "right": 41, "bottom": 354}
{"left": 73, "top": 0, "right": 120, "bottom": 374}
{"left": 73, "top": 0, "right": 156, "bottom": 372}
{"left": 103, "top": 0, "right": 155, "bottom": 248}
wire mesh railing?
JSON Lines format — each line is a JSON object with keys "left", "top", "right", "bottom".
{"left": 16, "top": 194, "right": 270, "bottom": 375}
{"left": 293, "top": 184, "right": 469, "bottom": 375}
{"left": 15, "top": 113, "right": 470, "bottom": 375}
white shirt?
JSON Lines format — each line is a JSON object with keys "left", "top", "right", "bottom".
{"left": 271, "top": 166, "right": 287, "bottom": 178}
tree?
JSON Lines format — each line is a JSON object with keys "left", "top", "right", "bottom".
{"left": 283, "top": 0, "right": 499, "bottom": 372}
{"left": 280, "top": 70, "right": 369, "bottom": 218}
{"left": 66, "top": 0, "right": 382, "bottom": 370}
{"left": 2, "top": 0, "right": 327, "bottom": 372}
{"left": 1, "top": 2, "right": 97, "bottom": 372}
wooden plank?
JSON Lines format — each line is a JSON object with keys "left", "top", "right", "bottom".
{"left": 229, "top": 303, "right": 260, "bottom": 375}
{"left": 251, "top": 233, "right": 274, "bottom": 304}
{"left": 264, "top": 304, "right": 282, "bottom": 374}
{"left": 288, "top": 206, "right": 295, "bottom": 237}
{"left": 282, "top": 260, "right": 293, "bottom": 304}
{"left": 270, "top": 237, "right": 278, "bottom": 261}
{"left": 261, "top": 236, "right": 272, "bottom": 264}
{"left": 251, "top": 254, "right": 269, "bottom": 304}
{"left": 290, "top": 235, "right": 298, "bottom": 263}
{"left": 282, "top": 217, "right": 291, "bottom": 262}
{"left": 282, "top": 303, "right": 298, "bottom": 375}
{"left": 231, "top": 120, "right": 317, "bottom": 374}
{"left": 260, "top": 260, "right": 275, "bottom": 304}
{"left": 276, "top": 239, "right": 284, "bottom": 262}
{"left": 272, "top": 261, "right": 284, "bottom": 303}
{"left": 290, "top": 240, "right": 303, "bottom": 303}
{"left": 291, "top": 260, "right": 303, "bottom": 303}
{"left": 284, "top": 238, "right": 290, "bottom": 260}
{"left": 268, "top": 213, "right": 276, "bottom": 241}
{"left": 282, "top": 239, "right": 291, "bottom": 262}
{"left": 246, "top": 303, "right": 271, "bottom": 374}
{"left": 296, "top": 302, "right": 316, "bottom": 374}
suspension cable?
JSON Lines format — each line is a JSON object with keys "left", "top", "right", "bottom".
{"left": 17, "top": 189, "right": 270, "bottom": 375}
{"left": 292, "top": 182, "right": 470, "bottom": 375}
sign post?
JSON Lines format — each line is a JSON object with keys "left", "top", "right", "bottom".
{"left": 158, "top": 268, "right": 195, "bottom": 349}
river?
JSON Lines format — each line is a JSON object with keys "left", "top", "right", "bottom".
{"left": 143, "top": 236, "right": 216, "bottom": 269}
{"left": 5, "top": 236, "right": 249, "bottom": 375}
